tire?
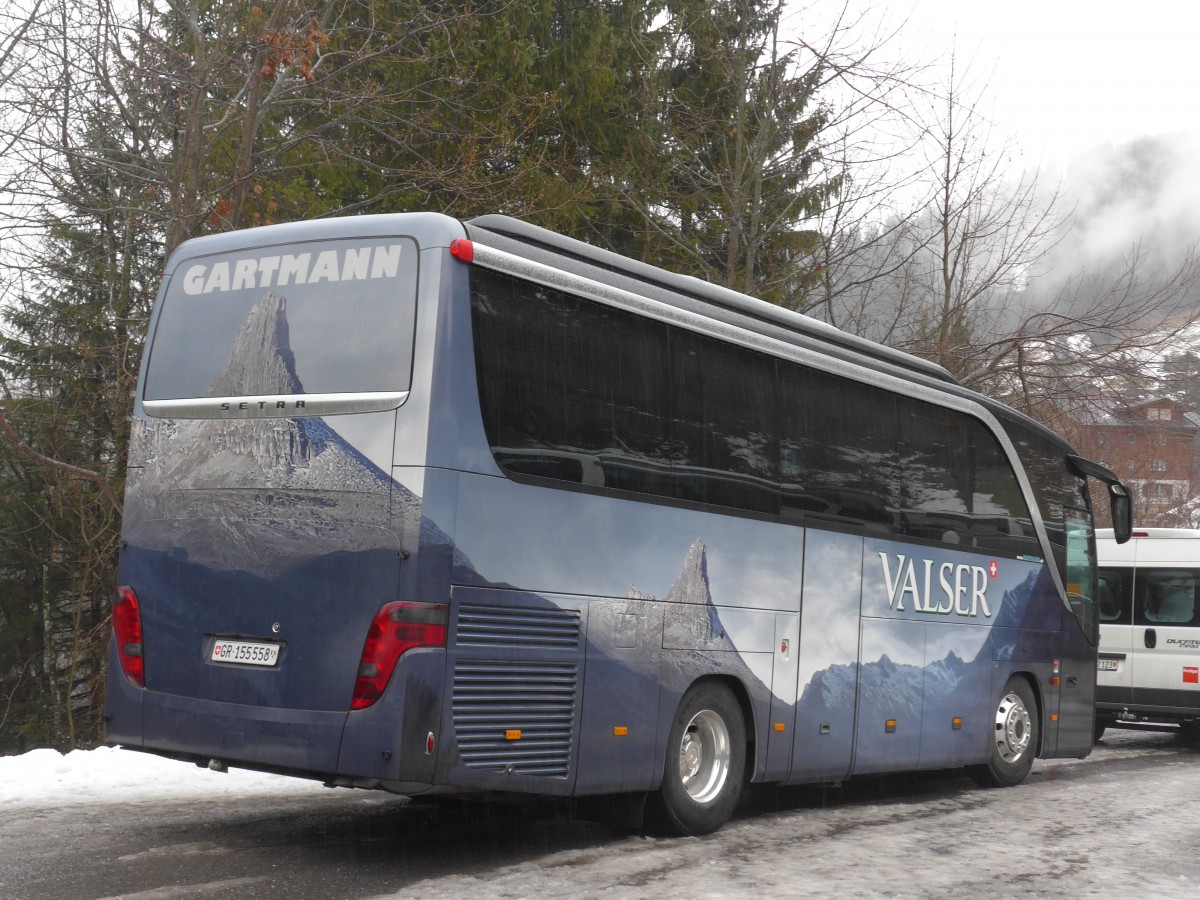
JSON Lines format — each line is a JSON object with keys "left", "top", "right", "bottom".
{"left": 1094, "top": 719, "right": 1107, "bottom": 743}
{"left": 969, "top": 676, "right": 1039, "bottom": 788}
{"left": 1178, "top": 722, "right": 1200, "bottom": 746}
{"left": 648, "top": 681, "right": 746, "bottom": 836}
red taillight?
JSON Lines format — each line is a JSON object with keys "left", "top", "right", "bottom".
{"left": 449, "top": 238, "right": 474, "bottom": 263}
{"left": 351, "top": 601, "right": 448, "bottom": 710}
{"left": 113, "top": 585, "right": 144, "bottom": 687}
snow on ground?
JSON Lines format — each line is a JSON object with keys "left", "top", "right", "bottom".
{"left": 0, "top": 745, "right": 327, "bottom": 809}
{"left": 3, "top": 734, "right": 1200, "bottom": 899}
{"left": 367, "top": 736, "right": 1200, "bottom": 900}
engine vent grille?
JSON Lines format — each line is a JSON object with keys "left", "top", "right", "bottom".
{"left": 452, "top": 659, "right": 578, "bottom": 777}
{"left": 457, "top": 604, "right": 581, "bottom": 649}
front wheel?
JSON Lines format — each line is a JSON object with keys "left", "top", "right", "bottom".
{"left": 648, "top": 681, "right": 746, "bottom": 836}
{"left": 969, "top": 676, "right": 1039, "bottom": 788}
{"left": 1178, "top": 722, "right": 1200, "bottom": 746}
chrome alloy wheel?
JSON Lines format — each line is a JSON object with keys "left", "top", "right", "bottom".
{"left": 677, "top": 708, "right": 732, "bottom": 804}
{"left": 993, "top": 690, "right": 1033, "bottom": 763}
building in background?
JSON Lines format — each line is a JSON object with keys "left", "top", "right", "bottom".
{"left": 1073, "top": 399, "right": 1200, "bottom": 526}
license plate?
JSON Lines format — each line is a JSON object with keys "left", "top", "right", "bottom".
{"left": 211, "top": 639, "right": 280, "bottom": 667}
{"left": 1097, "top": 658, "right": 1119, "bottom": 671}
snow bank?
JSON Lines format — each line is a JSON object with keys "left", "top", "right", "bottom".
{"left": 0, "top": 746, "right": 327, "bottom": 810}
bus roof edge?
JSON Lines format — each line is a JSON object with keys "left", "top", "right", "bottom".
{"left": 465, "top": 214, "right": 959, "bottom": 388}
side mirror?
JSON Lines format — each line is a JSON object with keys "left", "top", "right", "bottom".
{"left": 1110, "top": 484, "right": 1132, "bottom": 544}
{"left": 1066, "top": 456, "right": 1133, "bottom": 544}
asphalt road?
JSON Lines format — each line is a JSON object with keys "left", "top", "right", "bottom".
{"left": 2, "top": 727, "right": 1196, "bottom": 899}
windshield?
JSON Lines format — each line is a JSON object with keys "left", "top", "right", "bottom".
{"left": 144, "top": 237, "right": 418, "bottom": 400}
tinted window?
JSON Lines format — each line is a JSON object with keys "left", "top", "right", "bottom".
{"left": 471, "top": 270, "right": 673, "bottom": 497}
{"left": 470, "top": 268, "right": 1050, "bottom": 544}
{"left": 1005, "top": 418, "right": 1083, "bottom": 574}
{"left": 780, "top": 366, "right": 899, "bottom": 529}
{"left": 1065, "top": 506, "right": 1098, "bottom": 641}
{"left": 669, "top": 329, "right": 778, "bottom": 513}
{"left": 145, "top": 238, "right": 418, "bottom": 399}
{"left": 1007, "top": 421, "right": 1066, "bottom": 516}
{"left": 972, "top": 421, "right": 1035, "bottom": 524}
{"left": 899, "top": 398, "right": 970, "bottom": 538}
{"left": 897, "top": 400, "right": 1037, "bottom": 554}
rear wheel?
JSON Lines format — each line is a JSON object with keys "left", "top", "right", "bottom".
{"left": 649, "top": 681, "right": 746, "bottom": 836}
{"left": 1094, "top": 718, "right": 1108, "bottom": 743}
{"left": 970, "top": 676, "right": 1039, "bottom": 788}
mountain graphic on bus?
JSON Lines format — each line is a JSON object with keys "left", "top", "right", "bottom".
{"left": 208, "top": 291, "right": 304, "bottom": 398}
{"left": 132, "top": 291, "right": 389, "bottom": 493}
{"left": 126, "top": 290, "right": 472, "bottom": 576}
{"left": 801, "top": 651, "right": 971, "bottom": 724}
{"left": 662, "top": 540, "right": 727, "bottom": 646}
{"left": 622, "top": 539, "right": 738, "bottom": 655}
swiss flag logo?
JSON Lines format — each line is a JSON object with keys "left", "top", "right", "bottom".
{"left": 1184, "top": 667, "right": 1198, "bottom": 684}
{"left": 988, "top": 560, "right": 999, "bottom": 578}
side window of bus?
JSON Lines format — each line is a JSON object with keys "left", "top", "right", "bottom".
{"left": 471, "top": 270, "right": 673, "bottom": 494}
{"left": 897, "top": 398, "right": 971, "bottom": 542}
{"left": 1135, "top": 569, "right": 1200, "bottom": 626}
{"left": 890, "top": 398, "right": 1036, "bottom": 555}
{"left": 472, "top": 268, "right": 1046, "bottom": 552}
{"left": 1097, "top": 567, "right": 1132, "bottom": 623}
{"left": 779, "top": 364, "right": 900, "bottom": 531}
{"left": 968, "top": 420, "right": 1040, "bottom": 557}
{"left": 669, "top": 329, "right": 780, "bottom": 514}
{"left": 1006, "top": 421, "right": 1074, "bottom": 577}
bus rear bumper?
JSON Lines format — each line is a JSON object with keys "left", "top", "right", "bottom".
{"left": 104, "top": 628, "right": 348, "bottom": 777}
{"left": 139, "top": 689, "right": 348, "bottom": 775}
{"left": 104, "top": 642, "right": 446, "bottom": 789}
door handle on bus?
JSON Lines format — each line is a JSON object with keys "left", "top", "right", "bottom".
{"left": 1145, "top": 628, "right": 1157, "bottom": 649}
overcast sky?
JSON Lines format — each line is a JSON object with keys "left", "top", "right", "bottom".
{"left": 903, "top": 0, "right": 1198, "bottom": 169}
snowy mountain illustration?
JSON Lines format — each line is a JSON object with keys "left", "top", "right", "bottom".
{"left": 207, "top": 291, "right": 303, "bottom": 398}
{"left": 625, "top": 539, "right": 742, "bottom": 659}
{"left": 660, "top": 540, "right": 728, "bottom": 648}
{"left": 131, "top": 291, "right": 392, "bottom": 495}
{"left": 799, "top": 648, "right": 973, "bottom": 728}
{"left": 124, "top": 290, "right": 471, "bottom": 577}
{"left": 991, "top": 569, "right": 1047, "bottom": 629}
{"left": 663, "top": 540, "right": 712, "bottom": 605}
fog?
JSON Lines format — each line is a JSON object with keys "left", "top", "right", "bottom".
{"left": 1046, "top": 133, "right": 1200, "bottom": 291}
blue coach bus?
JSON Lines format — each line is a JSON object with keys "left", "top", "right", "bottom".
{"left": 106, "top": 213, "right": 1132, "bottom": 835}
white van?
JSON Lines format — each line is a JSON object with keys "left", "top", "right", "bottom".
{"left": 1095, "top": 528, "right": 1200, "bottom": 740}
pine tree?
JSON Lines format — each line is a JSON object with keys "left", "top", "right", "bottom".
{"left": 0, "top": 113, "right": 157, "bottom": 751}
{"left": 632, "top": 0, "right": 837, "bottom": 304}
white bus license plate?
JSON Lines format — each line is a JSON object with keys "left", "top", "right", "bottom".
{"left": 211, "top": 639, "right": 280, "bottom": 667}
{"left": 1097, "top": 659, "right": 1119, "bottom": 672}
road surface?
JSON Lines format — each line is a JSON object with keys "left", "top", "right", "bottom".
{"left": 2, "top": 727, "right": 1197, "bottom": 899}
